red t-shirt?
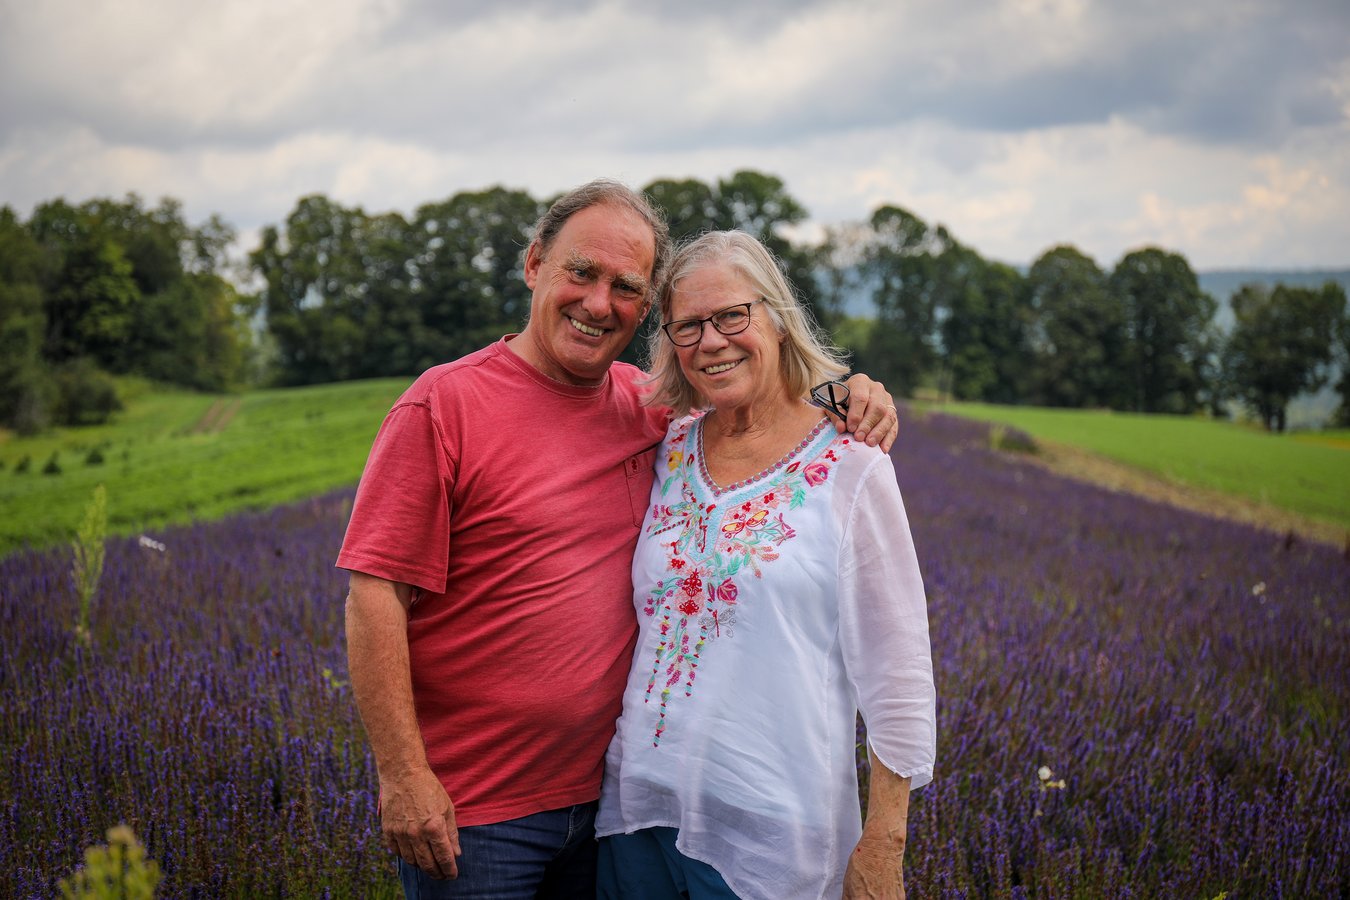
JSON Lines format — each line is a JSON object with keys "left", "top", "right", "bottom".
{"left": 337, "top": 337, "right": 668, "bottom": 826}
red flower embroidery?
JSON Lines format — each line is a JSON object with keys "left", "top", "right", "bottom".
{"left": 678, "top": 597, "right": 702, "bottom": 617}
{"left": 717, "top": 580, "right": 739, "bottom": 604}
{"left": 681, "top": 571, "right": 703, "bottom": 597}
{"left": 804, "top": 462, "right": 830, "bottom": 486}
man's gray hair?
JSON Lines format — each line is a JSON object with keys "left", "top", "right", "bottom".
{"left": 643, "top": 230, "right": 849, "bottom": 416}
{"left": 529, "top": 179, "right": 672, "bottom": 299}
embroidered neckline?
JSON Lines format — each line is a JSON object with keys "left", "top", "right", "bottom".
{"left": 695, "top": 415, "right": 830, "bottom": 497}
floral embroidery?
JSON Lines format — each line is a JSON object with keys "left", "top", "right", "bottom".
{"left": 641, "top": 415, "right": 852, "bottom": 746}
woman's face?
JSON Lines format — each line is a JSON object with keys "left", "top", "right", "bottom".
{"left": 668, "top": 263, "right": 785, "bottom": 413}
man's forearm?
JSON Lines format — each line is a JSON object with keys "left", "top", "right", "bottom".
{"left": 345, "top": 573, "right": 430, "bottom": 778}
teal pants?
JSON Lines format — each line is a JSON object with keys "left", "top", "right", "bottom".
{"left": 597, "top": 827, "right": 739, "bottom": 899}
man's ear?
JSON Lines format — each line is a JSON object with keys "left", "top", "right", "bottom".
{"left": 523, "top": 241, "right": 543, "bottom": 290}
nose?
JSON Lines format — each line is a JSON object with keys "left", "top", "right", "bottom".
{"left": 695, "top": 319, "right": 729, "bottom": 349}
{"left": 579, "top": 281, "right": 615, "bottom": 320}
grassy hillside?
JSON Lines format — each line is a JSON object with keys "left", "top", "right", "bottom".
{"left": 6, "top": 380, "right": 1348, "bottom": 557}
{"left": 934, "top": 402, "right": 1350, "bottom": 531}
{"left": 0, "top": 378, "right": 410, "bottom": 556}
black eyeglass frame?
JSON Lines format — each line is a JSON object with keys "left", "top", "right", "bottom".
{"left": 661, "top": 299, "right": 762, "bottom": 347}
{"left": 808, "top": 380, "right": 851, "bottom": 418}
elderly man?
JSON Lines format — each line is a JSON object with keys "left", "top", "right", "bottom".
{"left": 338, "top": 180, "right": 898, "bottom": 899}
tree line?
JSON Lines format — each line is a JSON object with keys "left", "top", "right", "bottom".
{"left": 2, "top": 171, "right": 1346, "bottom": 434}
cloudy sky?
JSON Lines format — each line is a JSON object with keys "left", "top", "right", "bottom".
{"left": 1, "top": 0, "right": 1347, "bottom": 270}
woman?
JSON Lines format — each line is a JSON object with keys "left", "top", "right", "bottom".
{"left": 596, "top": 231, "right": 936, "bottom": 899}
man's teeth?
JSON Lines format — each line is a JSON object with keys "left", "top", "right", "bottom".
{"left": 570, "top": 318, "right": 604, "bottom": 337}
{"left": 704, "top": 361, "right": 738, "bottom": 374}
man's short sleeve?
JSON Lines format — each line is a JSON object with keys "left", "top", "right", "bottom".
{"left": 336, "top": 401, "right": 455, "bottom": 593}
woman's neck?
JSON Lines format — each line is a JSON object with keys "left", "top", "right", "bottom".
{"left": 701, "top": 397, "right": 823, "bottom": 486}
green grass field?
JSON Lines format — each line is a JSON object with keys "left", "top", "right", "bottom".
{"left": 5, "top": 382, "right": 1349, "bottom": 556}
{"left": 933, "top": 402, "right": 1350, "bottom": 531}
{"left": 0, "top": 378, "right": 411, "bottom": 556}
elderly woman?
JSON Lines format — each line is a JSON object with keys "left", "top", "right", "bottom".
{"left": 595, "top": 231, "right": 936, "bottom": 899}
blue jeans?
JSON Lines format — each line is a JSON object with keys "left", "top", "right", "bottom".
{"left": 398, "top": 802, "right": 598, "bottom": 899}
{"left": 597, "top": 827, "right": 738, "bottom": 899}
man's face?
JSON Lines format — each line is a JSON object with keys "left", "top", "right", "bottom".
{"left": 518, "top": 203, "right": 655, "bottom": 386}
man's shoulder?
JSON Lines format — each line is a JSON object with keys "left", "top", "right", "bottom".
{"left": 399, "top": 341, "right": 514, "bottom": 404}
{"left": 608, "top": 360, "right": 648, "bottom": 393}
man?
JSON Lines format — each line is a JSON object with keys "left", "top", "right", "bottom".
{"left": 338, "top": 180, "right": 898, "bottom": 898}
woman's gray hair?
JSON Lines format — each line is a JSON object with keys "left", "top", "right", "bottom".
{"left": 644, "top": 230, "right": 849, "bottom": 416}
{"left": 528, "top": 179, "right": 672, "bottom": 300}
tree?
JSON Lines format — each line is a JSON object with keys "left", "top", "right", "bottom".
{"left": 856, "top": 206, "right": 943, "bottom": 395}
{"left": 642, "top": 178, "right": 719, "bottom": 244}
{"left": 0, "top": 206, "right": 53, "bottom": 432}
{"left": 1336, "top": 304, "right": 1350, "bottom": 427}
{"left": 409, "top": 187, "right": 543, "bottom": 371}
{"left": 1026, "top": 245, "right": 1129, "bottom": 408}
{"left": 252, "top": 195, "right": 403, "bottom": 384}
{"left": 1109, "top": 248, "right": 1218, "bottom": 413}
{"left": 936, "top": 248, "right": 1032, "bottom": 403}
{"left": 30, "top": 200, "right": 142, "bottom": 371}
{"left": 25, "top": 195, "right": 252, "bottom": 391}
{"left": 1224, "top": 282, "right": 1346, "bottom": 432}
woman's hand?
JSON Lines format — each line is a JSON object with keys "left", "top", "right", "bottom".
{"left": 842, "top": 833, "right": 905, "bottom": 899}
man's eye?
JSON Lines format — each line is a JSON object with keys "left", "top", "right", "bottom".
{"left": 570, "top": 268, "right": 590, "bottom": 279}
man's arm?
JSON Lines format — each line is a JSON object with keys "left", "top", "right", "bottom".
{"left": 345, "top": 571, "right": 461, "bottom": 879}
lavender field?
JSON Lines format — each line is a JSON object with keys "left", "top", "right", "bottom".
{"left": 3, "top": 411, "right": 1347, "bottom": 898}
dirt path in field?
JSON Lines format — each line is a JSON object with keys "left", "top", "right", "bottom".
{"left": 1017, "top": 439, "right": 1349, "bottom": 550}
{"left": 191, "top": 398, "right": 242, "bottom": 434}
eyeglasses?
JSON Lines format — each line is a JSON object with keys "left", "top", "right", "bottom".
{"left": 661, "top": 300, "right": 761, "bottom": 347}
{"left": 808, "top": 381, "right": 850, "bottom": 418}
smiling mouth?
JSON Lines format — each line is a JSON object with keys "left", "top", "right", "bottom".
{"left": 569, "top": 317, "right": 605, "bottom": 338}
{"left": 703, "top": 360, "right": 740, "bottom": 374}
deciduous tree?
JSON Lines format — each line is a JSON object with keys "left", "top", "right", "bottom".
{"left": 1026, "top": 245, "right": 1128, "bottom": 408}
{"left": 1109, "top": 248, "right": 1217, "bottom": 413}
{"left": 1224, "top": 282, "right": 1346, "bottom": 431}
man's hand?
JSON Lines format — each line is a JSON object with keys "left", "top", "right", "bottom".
{"left": 842, "top": 833, "right": 906, "bottom": 899}
{"left": 380, "top": 766, "right": 462, "bottom": 879}
{"left": 837, "top": 374, "right": 899, "bottom": 453}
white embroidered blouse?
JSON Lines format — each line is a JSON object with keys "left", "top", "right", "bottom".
{"left": 596, "top": 412, "right": 936, "bottom": 899}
